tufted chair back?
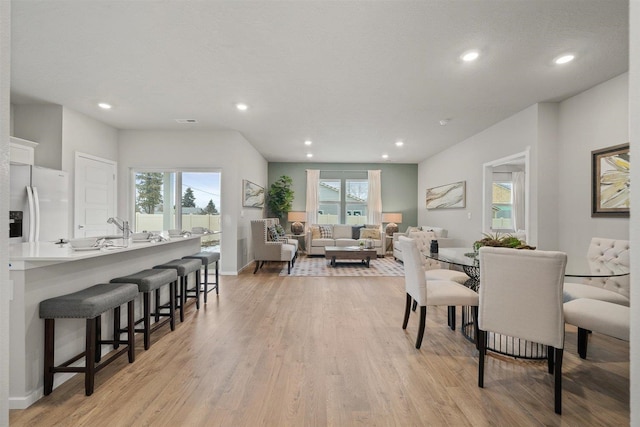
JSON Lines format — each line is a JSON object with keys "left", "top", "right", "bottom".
{"left": 583, "top": 237, "right": 630, "bottom": 299}
{"left": 408, "top": 230, "right": 440, "bottom": 270}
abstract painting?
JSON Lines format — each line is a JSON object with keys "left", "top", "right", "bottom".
{"left": 592, "top": 143, "right": 629, "bottom": 217}
{"left": 426, "top": 181, "right": 466, "bottom": 209}
{"left": 243, "top": 180, "right": 265, "bottom": 208}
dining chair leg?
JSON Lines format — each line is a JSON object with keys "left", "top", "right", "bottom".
{"left": 577, "top": 327, "right": 589, "bottom": 359}
{"left": 416, "top": 306, "right": 426, "bottom": 349}
{"left": 412, "top": 300, "right": 417, "bottom": 312}
{"left": 478, "top": 329, "right": 486, "bottom": 388}
{"left": 472, "top": 306, "right": 479, "bottom": 349}
{"left": 402, "top": 293, "right": 412, "bottom": 329}
{"left": 547, "top": 345, "right": 554, "bottom": 374}
{"left": 554, "top": 347, "right": 563, "bottom": 415}
{"left": 447, "top": 306, "right": 455, "bottom": 330}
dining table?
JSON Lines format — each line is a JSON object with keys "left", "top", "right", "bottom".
{"left": 425, "top": 247, "right": 630, "bottom": 359}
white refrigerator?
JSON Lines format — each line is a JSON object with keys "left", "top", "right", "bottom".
{"left": 10, "top": 164, "right": 69, "bottom": 243}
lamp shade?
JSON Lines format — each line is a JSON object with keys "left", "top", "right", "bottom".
{"left": 287, "top": 211, "right": 306, "bottom": 222}
{"left": 382, "top": 213, "right": 402, "bottom": 224}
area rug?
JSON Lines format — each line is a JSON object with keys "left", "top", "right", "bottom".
{"left": 279, "top": 255, "right": 405, "bottom": 277}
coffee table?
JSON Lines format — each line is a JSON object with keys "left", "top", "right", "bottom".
{"left": 325, "top": 246, "right": 376, "bottom": 268}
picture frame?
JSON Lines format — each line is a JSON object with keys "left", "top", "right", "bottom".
{"left": 242, "top": 179, "right": 265, "bottom": 208}
{"left": 591, "top": 143, "right": 630, "bottom": 217}
{"left": 426, "top": 181, "right": 466, "bottom": 209}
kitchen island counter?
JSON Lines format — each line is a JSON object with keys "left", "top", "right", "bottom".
{"left": 9, "top": 235, "right": 202, "bottom": 269}
{"left": 9, "top": 235, "right": 202, "bottom": 409}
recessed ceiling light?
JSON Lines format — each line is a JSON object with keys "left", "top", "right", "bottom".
{"left": 461, "top": 50, "right": 479, "bottom": 62}
{"left": 304, "top": 140, "right": 312, "bottom": 146}
{"left": 306, "top": 153, "right": 313, "bottom": 158}
{"left": 98, "top": 102, "right": 112, "bottom": 110}
{"left": 439, "top": 118, "right": 451, "bottom": 126}
{"left": 236, "top": 103, "right": 248, "bottom": 111}
{"left": 395, "top": 141, "right": 404, "bottom": 147}
{"left": 382, "top": 154, "right": 389, "bottom": 159}
{"left": 554, "top": 54, "right": 575, "bottom": 65}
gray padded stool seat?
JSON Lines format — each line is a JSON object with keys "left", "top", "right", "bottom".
{"left": 182, "top": 251, "right": 220, "bottom": 303}
{"left": 111, "top": 269, "right": 178, "bottom": 350}
{"left": 154, "top": 258, "right": 202, "bottom": 322}
{"left": 39, "top": 283, "right": 138, "bottom": 396}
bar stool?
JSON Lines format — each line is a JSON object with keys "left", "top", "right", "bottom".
{"left": 39, "top": 283, "right": 138, "bottom": 396}
{"left": 182, "top": 251, "right": 220, "bottom": 303}
{"left": 153, "top": 258, "right": 201, "bottom": 322}
{"left": 110, "top": 268, "right": 178, "bottom": 350}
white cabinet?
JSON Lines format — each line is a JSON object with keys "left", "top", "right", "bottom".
{"left": 9, "top": 136, "right": 38, "bottom": 165}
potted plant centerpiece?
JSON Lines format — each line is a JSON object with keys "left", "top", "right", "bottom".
{"left": 473, "top": 232, "right": 535, "bottom": 252}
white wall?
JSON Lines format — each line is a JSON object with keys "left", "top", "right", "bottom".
{"left": 419, "top": 74, "right": 629, "bottom": 257}
{"left": 418, "top": 104, "right": 541, "bottom": 247}
{"left": 61, "top": 107, "right": 119, "bottom": 238}
{"left": 12, "top": 104, "right": 63, "bottom": 170}
{"left": 117, "top": 130, "right": 268, "bottom": 274}
{"left": 629, "top": 0, "right": 639, "bottom": 423}
{"left": 557, "top": 73, "right": 630, "bottom": 256}
{"left": 0, "top": 1, "right": 11, "bottom": 425}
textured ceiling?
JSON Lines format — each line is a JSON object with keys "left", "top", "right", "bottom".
{"left": 10, "top": 0, "right": 629, "bottom": 163}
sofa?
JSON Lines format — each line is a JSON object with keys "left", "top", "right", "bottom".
{"left": 306, "top": 224, "right": 386, "bottom": 256}
{"left": 392, "top": 225, "right": 453, "bottom": 262}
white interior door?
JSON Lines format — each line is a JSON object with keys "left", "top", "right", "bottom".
{"left": 74, "top": 152, "right": 117, "bottom": 238}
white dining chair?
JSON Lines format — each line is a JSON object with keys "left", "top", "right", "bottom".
{"left": 398, "top": 236, "right": 479, "bottom": 349}
{"left": 477, "top": 246, "right": 567, "bottom": 414}
{"left": 563, "top": 237, "right": 630, "bottom": 306}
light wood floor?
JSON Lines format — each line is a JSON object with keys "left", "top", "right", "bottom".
{"left": 10, "top": 264, "right": 630, "bottom": 426}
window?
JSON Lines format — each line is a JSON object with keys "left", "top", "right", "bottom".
{"left": 318, "top": 176, "right": 368, "bottom": 224}
{"left": 133, "top": 170, "right": 221, "bottom": 250}
{"left": 491, "top": 181, "right": 513, "bottom": 231}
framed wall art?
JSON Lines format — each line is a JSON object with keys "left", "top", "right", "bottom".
{"left": 591, "top": 143, "right": 629, "bottom": 217}
{"left": 426, "top": 181, "right": 466, "bottom": 209}
{"left": 242, "top": 179, "right": 265, "bottom": 208}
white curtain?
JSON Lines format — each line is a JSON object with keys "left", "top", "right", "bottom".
{"left": 367, "top": 170, "right": 382, "bottom": 225}
{"left": 512, "top": 171, "right": 525, "bottom": 232}
{"left": 305, "top": 169, "right": 319, "bottom": 228}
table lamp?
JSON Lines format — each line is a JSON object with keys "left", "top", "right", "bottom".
{"left": 287, "top": 211, "right": 306, "bottom": 235}
{"left": 382, "top": 213, "right": 402, "bottom": 237}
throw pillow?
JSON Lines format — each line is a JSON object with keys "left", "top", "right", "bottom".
{"left": 351, "top": 225, "right": 365, "bottom": 239}
{"left": 267, "top": 225, "right": 279, "bottom": 241}
{"left": 310, "top": 226, "right": 321, "bottom": 239}
{"left": 275, "top": 224, "right": 285, "bottom": 237}
{"left": 319, "top": 225, "right": 333, "bottom": 239}
{"left": 407, "top": 226, "right": 422, "bottom": 234}
{"left": 360, "top": 228, "right": 380, "bottom": 240}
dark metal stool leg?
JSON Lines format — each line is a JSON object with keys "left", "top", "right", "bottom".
{"left": 85, "top": 318, "right": 96, "bottom": 396}
{"left": 127, "top": 300, "right": 135, "bottom": 363}
{"left": 143, "top": 292, "right": 151, "bottom": 350}
{"left": 203, "top": 264, "right": 208, "bottom": 304}
{"left": 43, "top": 319, "right": 55, "bottom": 395}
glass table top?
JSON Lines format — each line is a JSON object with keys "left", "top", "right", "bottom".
{"left": 426, "top": 247, "right": 629, "bottom": 278}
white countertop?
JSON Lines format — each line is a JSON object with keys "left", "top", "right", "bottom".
{"left": 9, "top": 235, "right": 202, "bottom": 269}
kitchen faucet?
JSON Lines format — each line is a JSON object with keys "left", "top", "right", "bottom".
{"left": 107, "top": 217, "right": 131, "bottom": 239}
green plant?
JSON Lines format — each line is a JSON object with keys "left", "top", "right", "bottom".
{"left": 267, "top": 176, "right": 294, "bottom": 221}
{"left": 473, "top": 232, "right": 535, "bottom": 251}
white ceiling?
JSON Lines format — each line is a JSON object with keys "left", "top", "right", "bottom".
{"left": 10, "top": 0, "right": 629, "bottom": 164}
